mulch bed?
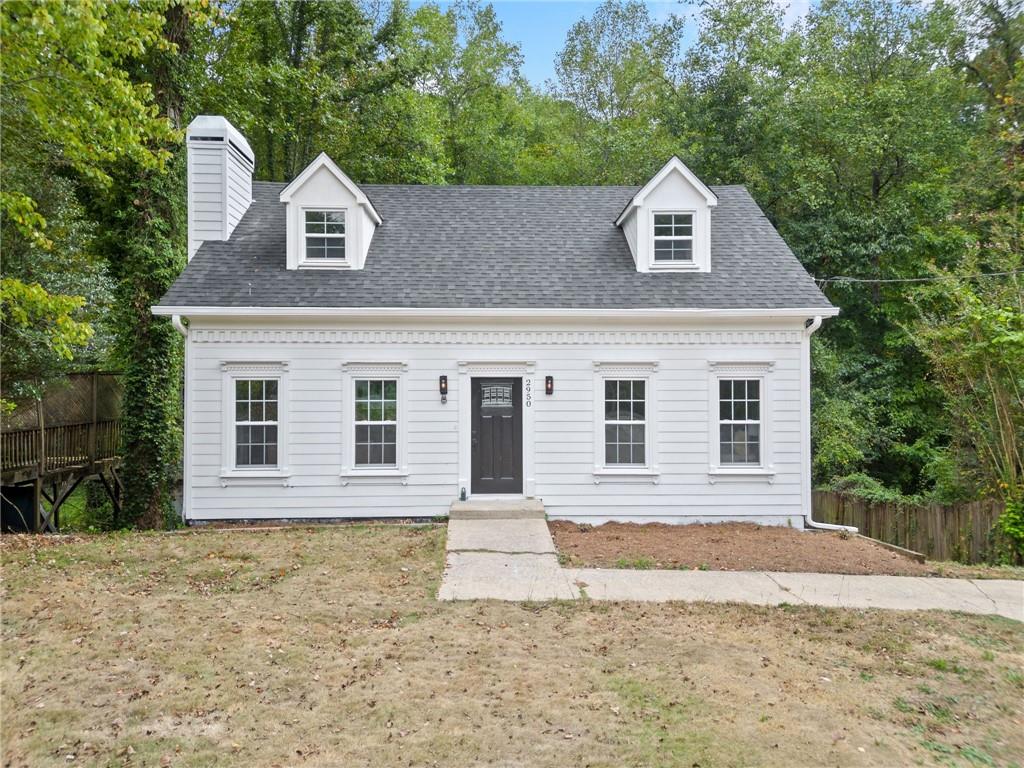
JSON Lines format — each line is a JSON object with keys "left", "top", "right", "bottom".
{"left": 549, "top": 521, "right": 934, "bottom": 576}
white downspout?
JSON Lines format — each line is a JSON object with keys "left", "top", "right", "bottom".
{"left": 171, "top": 314, "right": 188, "bottom": 337}
{"left": 801, "top": 315, "right": 857, "bottom": 533}
{"left": 171, "top": 314, "right": 189, "bottom": 524}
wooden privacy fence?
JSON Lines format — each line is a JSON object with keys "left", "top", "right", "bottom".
{"left": 813, "top": 490, "right": 1006, "bottom": 564}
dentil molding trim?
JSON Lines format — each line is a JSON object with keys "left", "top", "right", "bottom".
{"left": 194, "top": 329, "right": 802, "bottom": 345}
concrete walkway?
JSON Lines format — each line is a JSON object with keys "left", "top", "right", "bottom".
{"left": 438, "top": 518, "right": 1024, "bottom": 621}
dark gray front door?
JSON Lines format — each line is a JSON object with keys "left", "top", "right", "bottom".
{"left": 471, "top": 377, "right": 523, "bottom": 494}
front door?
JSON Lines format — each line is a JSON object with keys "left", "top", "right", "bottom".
{"left": 471, "top": 377, "right": 523, "bottom": 494}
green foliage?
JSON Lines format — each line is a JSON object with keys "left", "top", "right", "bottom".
{"left": 0, "top": 278, "right": 94, "bottom": 408}
{"left": 1, "top": 0, "right": 177, "bottom": 239}
{"left": 996, "top": 496, "right": 1024, "bottom": 560}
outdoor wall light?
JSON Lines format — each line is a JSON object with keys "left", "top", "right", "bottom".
{"left": 545, "top": 375, "right": 554, "bottom": 395}
{"left": 439, "top": 375, "right": 448, "bottom": 404}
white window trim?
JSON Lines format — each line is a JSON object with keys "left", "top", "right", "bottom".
{"left": 649, "top": 208, "right": 699, "bottom": 272}
{"left": 707, "top": 361, "right": 775, "bottom": 483}
{"left": 341, "top": 362, "right": 409, "bottom": 483}
{"left": 300, "top": 206, "right": 350, "bottom": 269}
{"left": 592, "top": 362, "right": 659, "bottom": 482}
{"left": 220, "top": 361, "right": 291, "bottom": 482}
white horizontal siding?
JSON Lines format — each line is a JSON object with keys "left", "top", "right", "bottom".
{"left": 184, "top": 325, "right": 807, "bottom": 524}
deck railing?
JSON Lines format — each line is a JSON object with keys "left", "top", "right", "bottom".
{"left": 1, "top": 420, "right": 121, "bottom": 474}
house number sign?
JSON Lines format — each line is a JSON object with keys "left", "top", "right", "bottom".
{"left": 525, "top": 378, "right": 532, "bottom": 407}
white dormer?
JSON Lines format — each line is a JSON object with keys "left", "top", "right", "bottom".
{"left": 279, "top": 153, "right": 382, "bottom": 271}
{"left": 616, "top": 157, "right": 717, "bottom": 273}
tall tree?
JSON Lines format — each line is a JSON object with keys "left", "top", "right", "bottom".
{"left": 85, "top": 2, "right": 204, "bottom": 528}
{"left": 554, "top": 0, "right": 682, "bottom": 183}
{"left": 777, "top": 0, "right": 972, "bottom": 494}
{"left": 0, "top": 0, "right": 177, "bottom": 407}
{"left": 202, "top": 0, "right": 447, "bottom": 183}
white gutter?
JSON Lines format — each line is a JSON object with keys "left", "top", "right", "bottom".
{"left": 800, "top": 315, "right": 857, "bottom": 533}
{"left": 152, "top": 305, "right": 842, "bottom": 320}
{"left": 171, "top": 314, "right": 189, "bottom": 337}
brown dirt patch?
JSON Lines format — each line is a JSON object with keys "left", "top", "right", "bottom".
{"left": 550, "top": 521, "right": 937, "bottom": 575}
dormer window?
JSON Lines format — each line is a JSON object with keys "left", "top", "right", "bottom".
{"left": 652, "top": 212, "right": 693, "bottom": 263}
{"left": 304, "top": 209, "right": 346, "bottom": 263}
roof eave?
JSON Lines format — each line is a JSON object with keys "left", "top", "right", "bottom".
{"left": 153, "top": 305, "right": 840, "bottom": 320}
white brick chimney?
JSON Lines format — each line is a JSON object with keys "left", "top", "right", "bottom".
{"left": 186, "top": 115, "right": 255, "bottom": 259}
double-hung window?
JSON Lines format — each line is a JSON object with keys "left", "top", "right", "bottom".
{"left": 354, "top": 379, "right": 398, "bottom": 467}
{"left": 234, "top": 379, "right": 279, "bottom": 467}
{"left": 603, "top": 379, "right": 647, "bottom": 466}
{"left": 304, "top": 209, "right": 346, "bottom": 261}
{"left": 719, "top": 379, "right": 761, "bottom": 465}
{"left": 221, "top": 361, "right": 289, "bottom": 479}
{"left": 652, "top": 212, "right": 693, "bottom": 263}
{"left": 342, "top": 364, "right": 407, "bottom": 478}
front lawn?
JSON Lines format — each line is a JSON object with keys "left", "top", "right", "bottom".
{"left": 2, "top": 525, "right": 1022, "bottom": 767}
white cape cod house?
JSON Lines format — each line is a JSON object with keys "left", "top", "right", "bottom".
{"left": 154, "top": 115, "right": 839, "bottom": 526}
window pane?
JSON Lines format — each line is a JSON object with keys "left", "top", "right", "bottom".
{"left": 370, "top": 444, "right": 383, "bottom": 465}
{"left": 720, "top": 380, "right": 731, "bottom": 399}
{"left": 720, "top": 424, "right": 732, "bottom": 444}
{"left": 733, "top": 380, "right": 745, "bottom": 399}
{"left": 605, "top": 443, "right": 617, "bottom": 465}
{"left": 747, "top": 443, "right": 760, "bottom": 464}
{"left": 355, "top": 425, "right": 369, "bottom": 444}
{"left": 605, "top": 400, "right": 617, "bottom": 420}
{"left": 748, "top": 380, "right": 759, "bottom": 398}
{"left": 355, "top": 445, "right": 369, "bottom": 465}
{"left": 720, "top": 443, "right": 732, "bottom": 464}
{"left": 383, "top": 380, "right": 397, "bottom": 399}
{"left": 618, "top": 381, "right": 631, "bottom": 399}
{"left": 382, "top": 425, "right": 396, "bottom": 444}
{"left": 383, "top": 402, "right": 397, "bottom": 421}
{"left": 732, "top": 442, "right": 747, "bottom": 463}
{"left": 654, "top": 214, "right": 672, "bottom": 226}
{"left": 748, "top": 401, "right": 759, "bottom": 420}
{"left": 632, "top": 443, "right": 645, "bottom": 465}
{"left": 733, "top": 401, "right": 746, "bottom": 421}
{"left": 355, "top": 401, "right": 368, "bottom": 420}
{"left": 236, "top": 380, "right": 248, "bottom": 399}
{"left": 369, "top": 403, "right": 383, "bottom": 422}
{"left": 617, "top": 403, "right": 631, "bottom": 421}
{"left": 250, "top": 380, "right": 262, "bottom": 399}
{"left": 325, "top": 211, "right": 344, "bottom": 224}
{"left": 265, "top": 401, "right": 278, "bottom": 421}
{"left": 265, "top": 445, "right": 278, "bottom": 466}
{"left": 605, "top": 424, "right": 616, "bottom": 444}
{"left": 370, "top": 380, "right": 382, "bottom": 398}
{"left": 633, "top": 381, "right": 644, "bottom": 400}
{"left": 719, "top": 401, "right": 730, "bottom": 421}
{"left": 631, "top": 400, "right": 645, "bottom": 420}
{"left": 265, "top": 425, "right": 277, "bottom": 445}
{"left": 235, "top": 401, "right": 248, "bottom": 421}
{"left": 604, "top": 380, "right": 616, "bottom": 400}
{"left": 382, "top": 444, "right": 396, "bottom": 466}
{"left": 324, "top": 245, "right": 345, "bottom": 259}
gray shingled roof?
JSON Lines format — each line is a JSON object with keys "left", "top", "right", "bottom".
{"left": 158, "top": 181, "right": 833, "bottom": 310}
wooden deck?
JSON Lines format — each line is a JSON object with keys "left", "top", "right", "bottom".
{"left": 1, "top": 373, "right": 123, "bottom": 532}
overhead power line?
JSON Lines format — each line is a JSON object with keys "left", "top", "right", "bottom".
{"left": 814, "top": 268, "right": 1024, "bottom": 285}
